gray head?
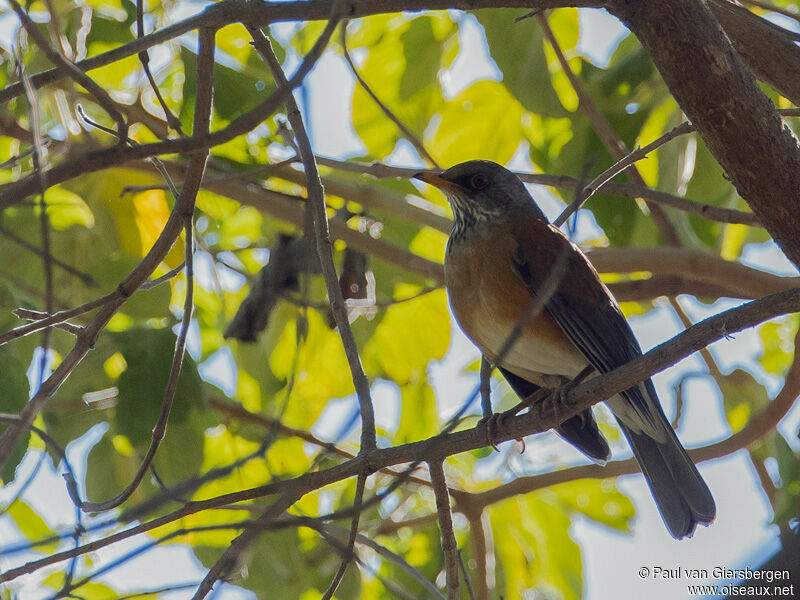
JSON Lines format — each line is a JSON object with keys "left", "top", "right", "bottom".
{"left": 413, "top": 161, "right": 546, "bottom": 238}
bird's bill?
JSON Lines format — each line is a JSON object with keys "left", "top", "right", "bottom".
{"left": 412, "top": 171, "right": 456, "bottom": 192}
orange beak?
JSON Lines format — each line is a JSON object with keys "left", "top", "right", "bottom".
{"left": 412, "top": 171, "right": 456, "bottom": 192}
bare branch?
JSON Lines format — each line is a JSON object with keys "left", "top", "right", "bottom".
{"left": 246, "top": 17, "right": 377, "bottom": 451}
{"left": 341, "top": 20, "right": 439, "bottom": 167}
{"left": 7, "top": 0, "right": 128, "bottom": 142}
{"left": 538, "top": 13, "right": 680, "bottom": 243}
{"left": 321, "top": 470, "right": 367, "bottom": 600}
{"left": 429, "top": 460, "right": 460, "bottom": 600}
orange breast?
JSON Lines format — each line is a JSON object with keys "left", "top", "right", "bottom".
{"left": 445, "top": 225, "right": 587, "bottom": 384}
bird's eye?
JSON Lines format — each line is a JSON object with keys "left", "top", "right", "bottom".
{"left": 470, "top": 173, "right": 489, "bottom": 190}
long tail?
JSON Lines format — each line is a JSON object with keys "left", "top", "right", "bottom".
{"left": 614, "top": 382, "right": 716, "bottom": 539}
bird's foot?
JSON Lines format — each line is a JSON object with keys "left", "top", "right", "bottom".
{"left": 480, "top": 387, "right": 552, "bottom": 451}
{"left": 478, "top": 412, "right": 505, "bottom": 452}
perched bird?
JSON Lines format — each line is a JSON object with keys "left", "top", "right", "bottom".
{"left": 414, "top": 160, "right": 715, "bottom": 539}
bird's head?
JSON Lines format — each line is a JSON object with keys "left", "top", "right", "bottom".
{"left": 413, "top": 161, "right": 546, "bottom": 237}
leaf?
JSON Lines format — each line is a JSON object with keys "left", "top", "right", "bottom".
{"left": 719, "top": 368, "right": 770, "bottom": 433}
{"left": 759, "top": 315, "right": 799, "bottom": 376}
{"left": 363, "top": 287, "right": 449, "bottom": 385}
{"left": 44, "top": 187, "right": 95, "bottom": 230}
{"left": 490, "top": 493, "right": 582, "bottom": 600}
{"left": 0, "top": 348, "right": 31, "bottom": 483}
{"left": 549, "top": 479, "right": 635, "bottom": 531}
{"left": 430, "top": 80, "right": 524, "bottom": 166}
{"left": 85, "top": 41, "right": 139, "bottom": 91}
{"left": 395, "top": 377, "right": 438, "bottom": 443}
{"left": 351, "top": 16, "right": 446, "bottom": 159}
{"left": 5, "top": 499, "right": 59, "bottom": 554}
{"left": 112, "top": 328, "right": 204, "bottom": 445}
{"left": 269, "top": 309, "right": 355, "bottom": 427}
{"left": 398, "top": 17, "right": 444, "bottom": 101}
{"left": 475, "top": 9, "right": 565, "bottom": 117}
{"left": 132, "top": 189, "right": 184, "bottom": 266}
{"left": 180, "top": 46, "right": 275, "bottom": 125}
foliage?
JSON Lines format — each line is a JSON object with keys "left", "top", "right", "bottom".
{"left": 0, "top": 1, "right": 797, "bottom": 599}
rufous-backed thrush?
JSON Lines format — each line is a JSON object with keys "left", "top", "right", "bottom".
{"left": 414, "top": 160, "right": 715, "bottom": 539}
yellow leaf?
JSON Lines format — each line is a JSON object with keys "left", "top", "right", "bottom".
{"left": 430, "top": 80, "right": 524, "bottom": 165}
{"left": 132, "top": 189, "right": 184, "bottom": 266}
{"left": 44, "top": 186, "right": 94, "bottom": 230}
{"left": 363, "top": 287, "right": 449, "bottom": 384}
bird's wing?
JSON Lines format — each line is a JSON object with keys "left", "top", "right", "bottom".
{"left": 510, "top": 217, "right": 668, "bottom": 439}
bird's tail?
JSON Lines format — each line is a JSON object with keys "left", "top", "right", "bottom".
{"left": 617, "top": 419, "right": 716, "bottom": 539}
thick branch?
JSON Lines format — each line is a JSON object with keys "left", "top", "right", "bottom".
{"left": 0, "top": 0, "right": 600, "bottom": 105}
{"left": 608, "top": 0, "right": 800, "bottom": 269}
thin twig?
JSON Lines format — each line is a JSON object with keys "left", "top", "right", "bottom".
{"left": 321, "top": 469, "right": 368, "bottom": 600}
{"left": 554, "top": 122, "right": 695, "bottom": 227}
{"left": 72, "top": 27, "right": 210, "bottom": 513}
{"left": 136, "top": 0, "right": 185, "bottom": 134}
{"left": 340, "top": 20, "right": 439, "bottom": 167}
{"left": 429, "top": 461, "right": 460, "bottom": 600}
{"left": 457, "top": 549, "right": 477, "bottom": 600}
{"left": 538, "top": 13, "right": 680, "bottom": 242}
{"left": 8, "top": 0, "right": 128, "bottom": 142}
{"left": 246, "top": 16, "right": 377, "bottom": 452}
{"left": 16, "top": 47, "right": 55, "bottom": 395}
{"left": 13, "top": 309, "right": 82, "bottom": 335}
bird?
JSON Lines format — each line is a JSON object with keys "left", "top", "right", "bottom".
{"left": 414, "top": 160, "right": 716, "bottom": 539}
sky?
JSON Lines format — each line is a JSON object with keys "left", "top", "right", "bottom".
{"left": 1, "top": 4, "right": 799, "bottom": 600}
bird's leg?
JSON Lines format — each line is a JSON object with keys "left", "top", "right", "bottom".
{"left": 548, "top": 365, "right": 595, "bottom": 423}
{"left": 493, "top": 365, "right": 596, "bottom": 439}
{"left": 480, "top": 386, "right": 551, "bottom": 451}
{"left": 479, "top": 356, "right": 493, "bottom": 421}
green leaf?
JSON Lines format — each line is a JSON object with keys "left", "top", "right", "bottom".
{"left": 112, "top": 328, "right": 204, "bottom": 445}
{"left": 490, "top": 493, "right": 582, "bottom": 600}
{"left": 399, "top": 17, "right": 444, "bottom": 101}
{"left": 759, "top": 315, "right": 799, "bottom": 376}
{"left": 351, "top": 17, "right": 446, "bottom": 159}
{"left": 0, "top": 348, "right": 31, "bottom": 483}
{"left": 42, "top": 187, "right": 94, "bottom": 230}
{"left": 363, "top": 287, "right": 449, "bottom": 385}
{"left": 430, "top": 80, "right": 524, "bottom": 166}
{"left": 475, "top": 9, "right": 565, "bottom": 117}
{"left": 549, "top": 479, "right": 635, "bottom": 531}
{"left": 719, "top": 368, "right": 770, "bottom": 433}
{"left": 269, "top": 309, "right": 355, "bottom": 427}
{"left": 181, "top": 46, "right": 275, "bottom": 125}
{"left": 395, "top": 377, "right": 438, "bottom": 443}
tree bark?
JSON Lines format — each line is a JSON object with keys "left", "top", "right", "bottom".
{"left": 608, "top": 0, "right": 800, "bottom": 271}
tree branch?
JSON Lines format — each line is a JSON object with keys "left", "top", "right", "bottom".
{"left": 3, "top": 285, "right": 797, "bottom": 585}
{"left": 246, "top": 16, "right": 377, "bottom": 452}
{"left": 608, "top": 0, "right": 800, "bottom": 270}
{"left": 429, "top": 460, "right": 460, "bottom": 600}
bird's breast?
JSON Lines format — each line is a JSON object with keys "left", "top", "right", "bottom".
{"left": 445, "top": 230, "right": 587, "bottom": 385}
